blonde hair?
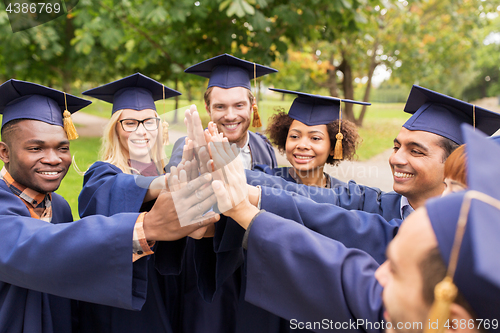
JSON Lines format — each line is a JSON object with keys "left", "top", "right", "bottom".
{"left": 99, "top": 110, "right": 167, "bottom": 174}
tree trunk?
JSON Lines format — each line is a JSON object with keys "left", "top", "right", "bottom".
{"left": 356, "top": 41, "right": 380, "bottom": 127}
{"left": 337, "top": 55, "right": 355, "bottom": 123}
{"left": 326, "top": 53, "right": 339, "bottom": 97}
{"left": 61, "top": 16, "right": 75, "bottom": 93}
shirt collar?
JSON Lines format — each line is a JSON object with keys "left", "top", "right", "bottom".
{"left": 0, "top": 167, "right": 50, "bottom": 208}
{"left": 241, "top": 132, "right": 251, "bottom": 153}
{"left": 400, "top": 195, "right": 414, "bottom": 219}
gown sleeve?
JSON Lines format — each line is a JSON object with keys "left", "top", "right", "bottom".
{"left": 245, "top": 212, "right": 385, "bottom": 333}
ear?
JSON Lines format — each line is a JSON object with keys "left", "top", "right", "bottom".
{"left": 444, "top": 303, "right": 478, "bottom": 333}
{"left": 0, "top": 142, "right": 10, "bottom": 164}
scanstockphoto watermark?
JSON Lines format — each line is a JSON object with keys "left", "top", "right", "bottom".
{"left": 289, "top": 318, "right": 423, "bottom": 331}
{"left": 3, "top": 0, "right": 79, "bottom": 32}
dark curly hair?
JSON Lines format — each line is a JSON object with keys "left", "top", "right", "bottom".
{"left": 266, "top": 110, "right": 361, "bottom": 166}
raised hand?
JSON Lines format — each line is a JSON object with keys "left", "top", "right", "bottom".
{"left": 209, "top": 141, "right": 248, "bottom": 214}
{"left": 143, "top": 173, "right": 219, "bottom": 241}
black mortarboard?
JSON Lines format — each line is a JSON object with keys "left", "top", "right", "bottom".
{"left": 0, "top": 79, "right": 91, "bottom": 132}
{"left": 269, "top": 88, "right": 370, "bottom": 126}
{"left": 184, "top": 54, "right": 277, "bottom": 90}
{"left": 82, "top": 73, "right": 181, "bottom": 114}
{"left": 403, "top": 85, "right": 500, "bottom": 144}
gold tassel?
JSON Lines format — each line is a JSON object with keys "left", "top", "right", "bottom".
{"left": 333, "top": 132, "right": 343, "bottom": 159}
{"left": 252, "top": 104, "right": 262, "bottom": 128}
{"left": 162, "top": 121, "right": 170, "bottom": 146}
{"left": 423, "top": 277, "right": 458, "bottom": 333}
{"left": 251, "top": 62, "right": 262, "bottom": 128}
{"left": 62, "top": 93, "right": 78, "bottom": 140}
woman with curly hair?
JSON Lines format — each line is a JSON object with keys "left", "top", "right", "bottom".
{"left": 256, "top": 88, "right": 366, "bottom": 188}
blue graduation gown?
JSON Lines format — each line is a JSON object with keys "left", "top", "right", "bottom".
{"left": 245, "top": 169, "right": 403, "bottom": 221}
{"left": 205, "top": 185, "right": 401, "bottom": 309}
{"left": 79, "top": 161, "right": 239, "bottom": 333}
{"left": 0, "top": 180, "right": 147, "bottom": 333}
{"left": 166, "top": 131, "right": 278, "bottom": 171}
{"left": 244, "top": 212, "right": 384, "bottom": 333}
{"left": 253, "top": 165, "right": 347, "bottom": 189}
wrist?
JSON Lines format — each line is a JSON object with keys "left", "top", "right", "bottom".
{"left": 227, "top": 201, "right": 260, "bottom": 230}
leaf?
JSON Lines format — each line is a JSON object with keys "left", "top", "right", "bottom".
{"left": 241, "top": 0, "right": 256, "bottom": 15}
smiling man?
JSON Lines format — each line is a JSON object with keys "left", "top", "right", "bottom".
{"left": 168, "top": 54, "right": 278, "bottom": 170}
{"left": 245, "top": 85, "right": 500, "bottom": 220}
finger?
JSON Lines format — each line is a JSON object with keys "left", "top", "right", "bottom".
{"left": 185, "top": 109, "right": 194, "bottom": 140}
{"left": 182, "top": 180, "right": 215, "bottom": 208}
{"left": 211, "top": 180, "right": 233, "bottom": 213}
{"left": 179, "top": 212, "right": 220, "bottom": 232}
{"left": 198, "top": 146, "right": 211, "bottom": 174}
{"left": 179, "top": 194, "right": 218, "bottom": 227}
{"left": 210, "top": 141, "right": 232, "bottom": 170}
{"left": 177, "top": 173, "right": 212, "bottom": 198}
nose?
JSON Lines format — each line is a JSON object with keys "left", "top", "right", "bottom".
{"left": 296, "top": 137, "right": 310, "bottom": 150}
{"left": 374, "top": 261, "right": 389, "bottom": 287}
{"left": 224, "top": 107, "right": 237, "bottom": 120}
{"left": 134, "top": 122, "right": 148, "bottom": 135}
{"left": 41, "top": 149, "right": 62, "bottom": 165}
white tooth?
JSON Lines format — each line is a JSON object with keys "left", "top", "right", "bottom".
{"left": 296, "top": 156, "right": 313, "bottom": 160}
{"left": 225, "top": 124, "right": 238, "bottom": 129}
{"left": 394, "top": 172, "right": 414, "bottom": 178}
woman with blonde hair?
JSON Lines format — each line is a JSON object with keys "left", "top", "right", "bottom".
{"left": 77, "top": 73, "right": 191, "bottom": 333}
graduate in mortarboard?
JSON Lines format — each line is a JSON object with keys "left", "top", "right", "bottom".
{"left": 79, "top": 73, "right": 228, "bottom": 333}
{"left": 168, "top": 53, "right": 278, "bottom": 171}
{"left": 254, "top": 88, "right": 364, "bottom": 189}
{"left": 208, "top": 124, "right": 500, "bottom": 333}
{"left": 245, "top": 85, "right": 500, "bottom": 221}
{"left": 0, "top": 79, "right": 217, "bottom": 333}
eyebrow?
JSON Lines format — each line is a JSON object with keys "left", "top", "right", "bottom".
{"left": 289, "top": 128, "right": 325, "bottom": 135}
{"left": 25, "top": 139, "right": 70, "bottom": 145}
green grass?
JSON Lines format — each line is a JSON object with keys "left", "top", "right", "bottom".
{"left": 0, "top": 101, "right": 408, "bottom": 219}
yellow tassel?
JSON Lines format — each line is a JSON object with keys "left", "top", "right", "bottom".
{"left": 252, "top": 104, "right": 262, "bottom": 128}
{"left": 423, "top": 277, "right": 458, "bottom": 333}
{"left": 162, "top": 121, "right": 169, "bottom": 146}
{"left": 63, "top": 110, "right": 79, "bottom": 140}
{"left": 333, "top": 132, "right": 343, "bottom": 160}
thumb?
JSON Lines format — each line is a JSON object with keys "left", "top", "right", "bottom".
{"left": 212, "top": 180, "right": 232, "bottom": 213}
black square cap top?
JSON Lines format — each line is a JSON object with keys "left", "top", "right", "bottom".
{"left": 0, "top": 79, "right": 91, "bottom": 129}
{"left": 184, "top": 54, "right": 277, "bottom": 90}
{"left": 426, "top": 124, "right": 500, "bottom": 325}
{"left": 270, "top": 88, "right": 370, "bottom": 126}
{"left": 403, "top": 85, "right": 500, "bottom": 144}
{"left": 82, "top": 73, "right": 181, "bottom": 114}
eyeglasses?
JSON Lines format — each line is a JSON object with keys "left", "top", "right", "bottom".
{"left": 119, "top": 117, "right": 161, "bottom": 132}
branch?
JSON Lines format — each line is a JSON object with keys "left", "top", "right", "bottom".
{"left": 99, "top": 1, "right": 185, "bottom": 70}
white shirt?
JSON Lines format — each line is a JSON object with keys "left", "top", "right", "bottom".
{"left": 239, "top": 133, "right": 252, "bottom": 170}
